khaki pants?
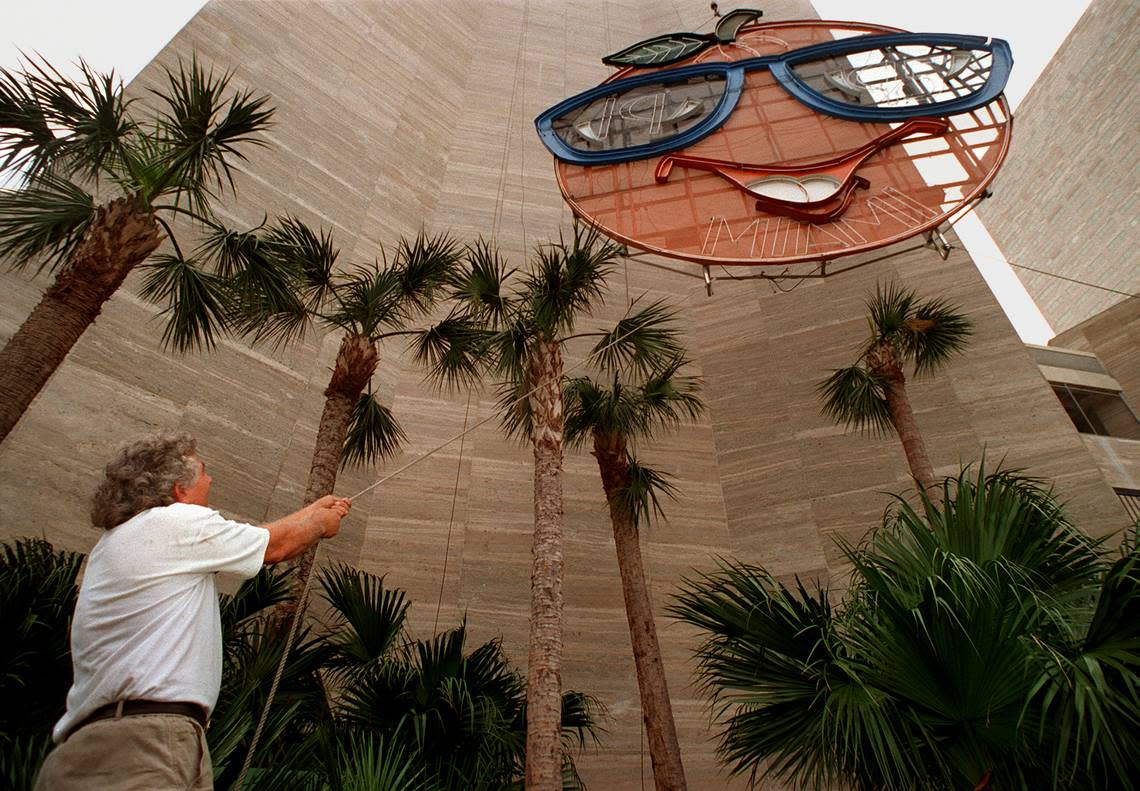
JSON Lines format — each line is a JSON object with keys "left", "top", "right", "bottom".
{"left": 34, "top": 713, "right": 212, "bottom": 791}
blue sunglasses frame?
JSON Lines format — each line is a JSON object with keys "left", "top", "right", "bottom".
{"left": 535, "top": 32, "right": 1012, "bottom": 166}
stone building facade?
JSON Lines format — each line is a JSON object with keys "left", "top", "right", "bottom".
{"left": 0, "top": 1, "right": 1131, "bottom": 786}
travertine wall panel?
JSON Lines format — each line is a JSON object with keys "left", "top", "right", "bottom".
{"left": 978, "top": 0, "right": 1139, "bottom": 333}
{"left": 0, "top": 1, "right": 1130, "bottom": 786}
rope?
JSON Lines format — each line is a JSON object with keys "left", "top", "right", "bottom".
{"left": 435, "top": 392, "right": 472, "bottom": 632}
{"left": 233, "top": 540, "right": 322, "bottom": 789}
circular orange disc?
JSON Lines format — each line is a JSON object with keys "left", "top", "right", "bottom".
{"left": 554, "top": 20, "right": 1011, "bottom": 267}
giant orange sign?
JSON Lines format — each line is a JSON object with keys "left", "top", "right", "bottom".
{"left": 535, "top": 14, "right": 1012, "bottom": 269}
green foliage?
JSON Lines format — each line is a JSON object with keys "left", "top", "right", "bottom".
{"left": 860, "top": 281, "right": 973, "bottom": 376}
{"left": 0, "top": 539, "right": 83, "bottom": 790}
{"left": 0, "top": 52, "right": 275, "bottom": 383}
{"left": 818, "top": 281, "right": 972, "bottom": 435}
{"left": 139, "top": 251, "right": 231, "bottom": 352}
{"left": 0, "top": 174, "right": 97, "bottom": 272}
{"left": 419, "top": 223, "right": 687, "bottom": 448}
{"left": 817, "top": 364, "right": 893, "bottom": 436}
{"left": 670, "top": 466, "right": 1140, "bottom": 790}
{"left": 340, "top": 390, "right": 407, "bottom": 470}
{"left": 0, "top": 544, "right": 602, "bottom": 790}
{"left": 0, "top": 55, "right": 272, "bottom": 266}
{"left": 619, "top": 455, "right": 680, "bottom": 528}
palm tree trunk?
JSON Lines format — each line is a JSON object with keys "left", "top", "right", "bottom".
{"left": 594, "top": 436, "right": 687, "bottom": 791}
{"left": 0, "top": 198, "right": 161, "bottom": 444}
{"left": 524, "top": 336, "right": 565, "bottom": 791}
{"left": 276, "top": 332, "right": 378, "bottom": 622}
{"left": 876, "top": 352, "right": 936, "bottom": 490}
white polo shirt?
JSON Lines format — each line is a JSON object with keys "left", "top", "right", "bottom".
{"left": 52, "top": 503, "right": 270, "bottom": 742}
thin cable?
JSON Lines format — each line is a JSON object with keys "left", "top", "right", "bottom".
{"left": 1002, "top": 261, "right": 1138, "bottom": 299}
{"left": 434, "top": 392, "right": 472, "bottom": 632}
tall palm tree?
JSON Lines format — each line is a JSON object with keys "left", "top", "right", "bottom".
{"left": 0, "top": 57, "right": 275, "bottom": 442}
{"left": 817, "top": 282, "right": 972, "bottom": 490}
{"left": 415, "top": 226, "right": 683, "bottom": 790}
{"left": 562, "top": 356, "right": 703, "bottom": 791}
{"left": 670, "top": 465, "right": 1140, "bottom": 790}
{"left": 221, "top": 218, "right": 463, "bottom": 608}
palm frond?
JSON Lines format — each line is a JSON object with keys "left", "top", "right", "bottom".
{"left": 588, "top": 298, "right": 685, "bottom": 375}
{"left": 638, "top": 355, "right": 704, "bottom": 432}
{"left": 327, "top": 264, "right": 405, "bottom": 338}
{"left": 450, "top": 238, "right": 514, "bottom": 327}
{"left": 389, "top": 232, "right": 462, "bottom": 318}
{"left": 495, "top": 378, "right": 533, "bottom": 442}
{"left": 150, "top": 56, "right": 273, "bottom": 212}
{"left": 0, "top": 732, "right": 55, "bottom": 791}
{"left": 138, "top": 251, "right": 230, "bottom": 352}
{"left": 0, "top": 58, "right": 134, "bottom": 184}
{"left": 324, "top": 731, "right": 433, "bottom": 791}
{"left": 522, "top": 223, "right": 619, "bottom": 335}
{"left": 1025, "top": 526, "right": 1140, "bottom": 786}
{"left": 340, "top": 390, "right": 407, "bottom": 469}
{"left": 219, "top": 565, "right": 294, "bottom": 639}
{"left": 0, "top": 538, "right": 83, "bottom": 740}
{"left": 263, "top": 216, "right": 338, "bottom": 311}
{"left": 201, "top": 222, "right": 310, "bottom": 347}
{"left": 0, "top": 66, "right": 54, "bottom": 179}
{"left": 617, "top": 454, "right": 679, "bottom": 528}
{"left": 561, "top": 375, "right": 610, "bottom": 447}
{"left": 318, "top": 564, "right": 410, "bottom": 674}
{"left": 817, "top": 364, "right": 893, "bottom": 436}
{"left": 669, "top": 560, "right": 852, "bottom": 788}
{"left": 908, "top": 296, "right": 973, "bottom": 375}
{"left": 865, "top": 280, "right": 914, "bottom": 345}
{"left": 412, "top": 314, "right": 491, "bottom": 391}
{"left": 0, "top": 173, "right": 96, "bottom": 272}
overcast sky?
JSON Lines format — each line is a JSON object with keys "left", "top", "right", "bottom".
{"left": 3, "top": 0, "right": 1096, "bottom": 343}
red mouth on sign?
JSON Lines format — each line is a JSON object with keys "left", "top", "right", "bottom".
{"left": 654, "top": 117, "right": 950, "bottom": 223}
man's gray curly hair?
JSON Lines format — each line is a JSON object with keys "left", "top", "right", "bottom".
{"left": 91, "top": 433, "right": 201, "bottom": 530}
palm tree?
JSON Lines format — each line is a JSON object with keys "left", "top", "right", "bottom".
{"left": 562, "top": 356, "right": 703, "bottom": 791}
{"left": 220, "top": 218, "right": 462, "bottom": 609}
{"left": 670, "top": 465, "right": 1140, "bottom": 790}
{"left": 415, "top": 226, "right": 683, "bottom": 790}
{"left": 0, "top": 57, "right": 275, "bottom": 442}
{"left": 817, "top": 282, "right": 972, "bottom": 490}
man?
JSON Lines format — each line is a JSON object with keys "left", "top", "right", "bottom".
{"left": 35, "top": 432, "right": 350, "bottom": 790}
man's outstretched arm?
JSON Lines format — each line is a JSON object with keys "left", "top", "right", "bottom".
{"left": 261, "top": 495, "right": 351, "bottom": 564}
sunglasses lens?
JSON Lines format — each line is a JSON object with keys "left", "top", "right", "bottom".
{"left": 551, "top": 73, "right": 727, "bottom": 154}
{"left": 791, "top": 43, "right": 994, "bottom": 111}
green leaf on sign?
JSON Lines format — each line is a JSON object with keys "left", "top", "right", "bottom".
{"left": 714, "top": 9, "right": 763, "bottom": 43}
{"left": 602, "top": 33, "right": 712, "bottom": 68}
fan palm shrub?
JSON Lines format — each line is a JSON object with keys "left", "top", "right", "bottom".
{"left": 670, "top": 465, "right": 1140, "bottom": 790}
{"left": 0, "top": 57, "right": 275, "bottom": 442}
{"left": 817, "top": 282, "right": 972, "bottom": 489}
{"left": 0, "top": 538, "right": 83, "bottom": 791}
{"left": 562, "top": 355, "right": 703, "bottom": 791}
{"left": 415, "top": 226, "right": 683, "bottom": 789}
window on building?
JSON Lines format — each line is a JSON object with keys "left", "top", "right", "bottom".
{"left": 1051, "top": 383, "right": 1140, "bottom": 440}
